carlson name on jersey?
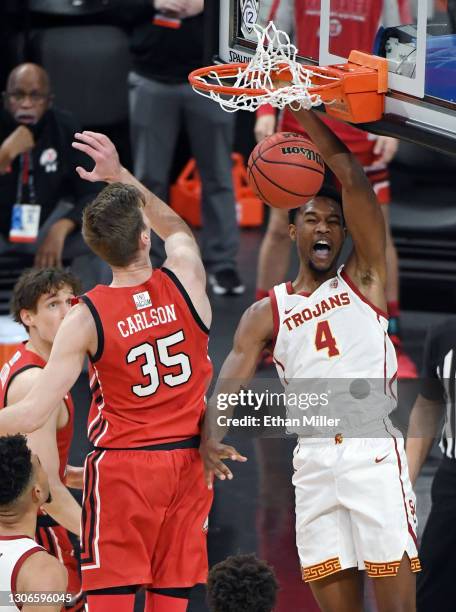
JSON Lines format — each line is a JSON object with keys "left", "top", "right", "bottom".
{"left": 117, "top": 304, "right": 177, "bottom": 338}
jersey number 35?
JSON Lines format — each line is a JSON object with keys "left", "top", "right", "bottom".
{"left": 126, "top": 330, "right": 191, "bottom": 397}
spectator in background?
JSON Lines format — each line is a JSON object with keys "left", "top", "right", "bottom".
{"left": 207, "top": 554, "right": 278, "bottom": 612}
{"left": 406, "top": 318, "right": 456, "bottom": 612}
{"left": 0, "top": 63, "right": 99, "bottom": 270}
{"left": 128, "top": 0, "right": 244, "bottom": 296}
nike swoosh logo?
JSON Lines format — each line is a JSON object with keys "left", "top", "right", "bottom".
{"left": 284, "top": 305, "right": 299, "bottom": 315}
{"left": 375, "top": 454, "right": 389, "bottom": 463}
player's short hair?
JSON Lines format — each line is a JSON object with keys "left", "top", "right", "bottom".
{"left": 288, "top": 183, "right": 344, "bottom": 226}
{"left": 11, "top": 267, "right": 81, "bottom": 331}
{"left": 82, "top": 183, "right": 147, "bottom": 267}
{"left": 207, "top": 553, "right": 278, "bottom": 612}
{"left": 0, "top": 434, "right": 33, "bottom": 506}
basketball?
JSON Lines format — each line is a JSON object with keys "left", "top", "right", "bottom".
{"left": 247, "top": 132, "right": 325, "bottom": 209}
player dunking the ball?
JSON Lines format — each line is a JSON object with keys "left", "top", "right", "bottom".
{"left": 0, "top": 131, "right": 216, "bottom": 612}
{"left": 202, "top": 109, "right": 420, "bottom": 612}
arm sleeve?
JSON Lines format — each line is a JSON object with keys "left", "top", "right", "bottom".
{"left": 419, "top": 326, "right": 445, "bottom": 402}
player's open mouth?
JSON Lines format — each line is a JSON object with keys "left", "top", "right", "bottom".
{"left": 312, "top": 239, "right": 331, "bottom": 260}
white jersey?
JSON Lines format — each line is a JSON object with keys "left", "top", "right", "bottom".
{"left": 270, "top": 266, "right": 397, "bottom": 436}
{"left": 0, "top": 536, "right": 43, "bottom": 611}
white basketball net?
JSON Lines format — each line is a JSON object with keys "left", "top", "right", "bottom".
{"left": 191, "top": 22, "right": 338, "bottom": 113}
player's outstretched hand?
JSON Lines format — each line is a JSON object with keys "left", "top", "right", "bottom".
{"left": 200, "top": 438, "right": 247, "bottom": 490}
{"left": 72, "top": 131, "right": 122, "bottom": 183}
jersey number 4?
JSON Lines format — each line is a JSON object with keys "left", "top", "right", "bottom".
{"left": 315, "top": 321, "right": 340, "bottom": 357}
{"left": 126, "top": 330, "right": 191, "bottom": 397}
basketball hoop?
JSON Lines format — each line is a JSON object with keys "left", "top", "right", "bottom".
{"left": 188, "top": 22, "right": 388, "bottom": 124}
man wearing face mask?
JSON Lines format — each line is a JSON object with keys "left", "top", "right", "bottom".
{"left": 0, "top": 63, "right": 99, "bottom": 269}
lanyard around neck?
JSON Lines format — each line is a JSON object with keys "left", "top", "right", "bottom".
{"left": 16, "top": 152, "right": 36, "bottom": 204}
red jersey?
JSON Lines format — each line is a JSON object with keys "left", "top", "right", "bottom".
{"left": 261, "top": 0, "right": 411, "bottom": 143}
{"left": 81, "top": 268, "right": 212, "bottom": 449}
{"left": 0, "top": 344, "right": 74, "bottom": 481}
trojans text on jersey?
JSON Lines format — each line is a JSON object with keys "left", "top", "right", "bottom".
{"left": 283, "top": 292, "right": 350, "bottom": 331}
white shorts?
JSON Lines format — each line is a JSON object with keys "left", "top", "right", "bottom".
{"left": 292, "top": 435, "right": 421, "bottom": 582}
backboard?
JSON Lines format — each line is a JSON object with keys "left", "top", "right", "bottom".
{"left": 208, "top": 0, "right": 456, "bottom": 153}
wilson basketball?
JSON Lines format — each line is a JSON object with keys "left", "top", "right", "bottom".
{"left": 247, "top": 132, "right": 325, "bottom": 209}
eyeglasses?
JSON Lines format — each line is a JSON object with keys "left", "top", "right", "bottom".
{"left": 4, "top": 91, "right": 49, "bottom": 104}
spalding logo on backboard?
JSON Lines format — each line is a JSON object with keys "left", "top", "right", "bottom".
{"left": 240, "top": 0, "right": 259, "bottom": 36}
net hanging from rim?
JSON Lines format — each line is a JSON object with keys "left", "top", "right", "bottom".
{"left": 190, "top": 22, "right": 339, "bottom": 113}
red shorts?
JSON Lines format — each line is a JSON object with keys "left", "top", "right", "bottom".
{"left": 36, "top": 524, "right": 84, "bottom": 611}
{"left": 280, "top": 111, "right": 391, "bottom": 205}
{"left": 80, "top": 447, "right": 213, "bottom": 591}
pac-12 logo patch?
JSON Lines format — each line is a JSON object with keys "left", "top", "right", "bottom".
{"left": 240, "top": 0, "right": 259, "bottom": 36}
{"left": 133, "top": 291, "right": 152, "bottom": 310}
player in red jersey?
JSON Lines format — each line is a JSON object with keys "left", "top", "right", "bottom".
{"left": 255, "top": 0, "right": 417, "bottom": 378}
{"left": 0, "top": 131, "right": 225, "bottom": 612}
{"left": 0, "top": 268, "right": 84, "bottom": 611}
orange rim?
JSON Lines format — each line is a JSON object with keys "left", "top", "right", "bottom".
{"left": 188, "top": 62, "right": 342, "bottom": 97}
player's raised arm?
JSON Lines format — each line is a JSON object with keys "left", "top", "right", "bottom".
{"left": 6, "top": 369, "right": 81, "bottom": 535}
{"left": 0, "top": 304, "right": 94, "bottom": 435}
{"left": 291, "top": 109, "right": 386, "bottom": 287}
{"left": 72, "top": 131, "right": 210, "bottom": 328}
{"left": 201, "top": 298, "right": 273, "bottom": 487}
